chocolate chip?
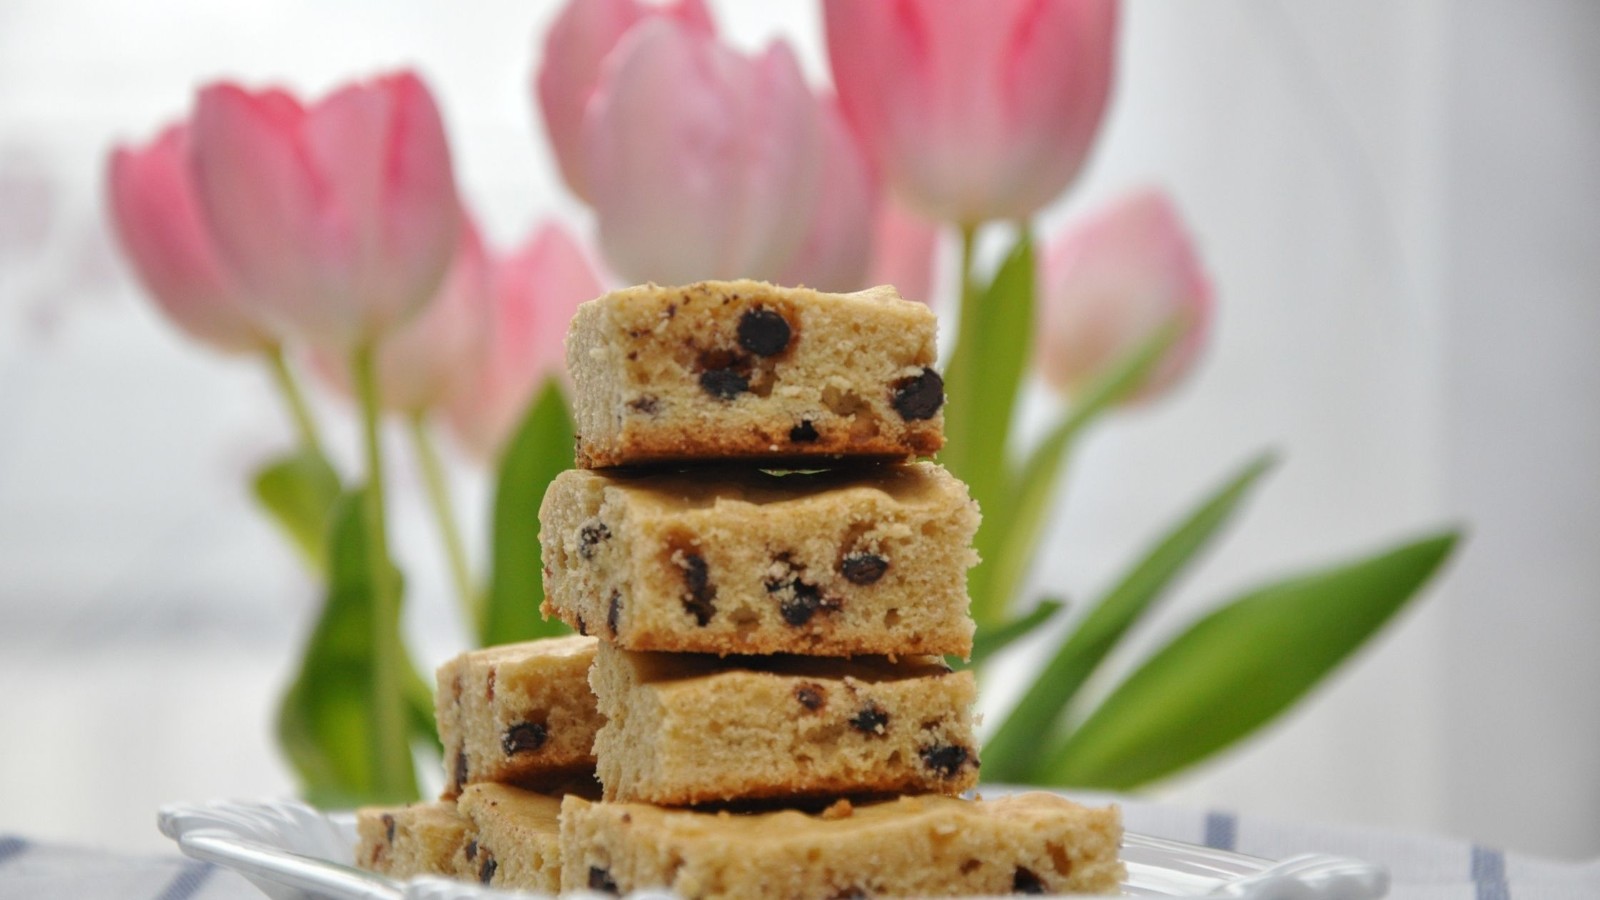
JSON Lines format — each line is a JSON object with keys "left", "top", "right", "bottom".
{"left": 479, "top": 854, "right": 498, "bottom": 884}
{"left": 607, "top": 590, "right": 622, "bottom": 637}
{"left": 453, "top": 747, "right": 468, "bottom": 791}
{"left": 840, "top": 553, "right": 888, "bottom": 585}
{"left": 575, "top": 614, "right": 589, "bottom": 637}
{"left": 891, "top": 368, "right": 945, "bottom": 420}
{"left": 779, "top": 580, "right": 825, "bottom": 626}
{"left": 850, "top": 703, "right": 890, "bottom": 736}
{"left": 464, "top": 839, "right": 478, "bottom": 862}
{"left": 579, "top": 522, "right": 611, "bottom": 560}
{"left": 699, "top": 367, "right": 749, "bottom": 399}
{"left": 381, "top": 813, "right": 395, "bottom": 844}
{"left": 503, "top": 722, "right": 548, "bottom": 756}
{"left": 738, "top": 308, "right": 792, "bottom": 356}
{"left": 682, "top": 553, "right": 716, "bottom": 625}
{"left": 628, "top": 394, "right": 660, "bottom": 415}
{"left": 789, "top": 419, "right": 820, "bottom": 442}
{"left": 795, "top": 683, "right": 826, "bottom": 711}
{"left": 589, "top": 866, "right": 619, "bottom": 894}
{"left": 920, "top": 743, "right": 970, "bottom": 777}
{"left": 829, "top": 889, "right": 869, "bottom": 900}
{"left": 1012, "top": 867, "right": 1046, "bottom": 894}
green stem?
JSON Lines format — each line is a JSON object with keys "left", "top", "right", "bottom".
{"left": 937, "top": 226, "right": 981, "bottom": 479}
{"left": 265, "top": 345, "right": 327, "bottom": 457}
{"left": 408, "top": 413, "right": 479, "bottom": 634}
{"left": 352, "top": 342, "right": 410, "bottom": 799}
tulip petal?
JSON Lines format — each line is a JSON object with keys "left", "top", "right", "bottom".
{"left": 777, "top": 98, "right": 878, "bottom": 292}
{"left": 585, "top": 20, "right": 823, "bottom": 285}
{"left": 448, "top": 223, "right": 603, "bottom": 460}
{"left": 106, "top": 124, "right": 269, "bottom": 352}
{"left": 192, "top": 83, "right": 355, "bottom": 341}
{"left": 536, "top": 0, "right": 715, "bottom": 202}
{"left": 1037, "top": 188, "right": 1212, "bottom": 401}
{"left": 866, "top": 200, "right": 942, "bottom": 305}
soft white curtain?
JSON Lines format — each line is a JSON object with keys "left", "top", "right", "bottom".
{"left": 0, "top": 0, "right": 1594, "bottom": 858}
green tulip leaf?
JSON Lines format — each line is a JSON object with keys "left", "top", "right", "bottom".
{"left": 482, "top": 378, "right": 577, "bottom": 647}
{"left": 941, "top": 234, "right": 1036, "bottom": 623}
{"left": 983, "top": 451, "right": 1275, "bottom": 783}
{"left": 976, "top": 324, "right": 1184, "bottom": 628}
{"left": 276, "top": 491, "right": 423, "bottom": 808}
{"left": 964, "top": 598, "right": 1065, "bottom": 670}
{"left": 252, "top": 448, "right": 341, "bottom": 573}
{"left": 1040, "top": 530, "right": 1460, "bottom": 789}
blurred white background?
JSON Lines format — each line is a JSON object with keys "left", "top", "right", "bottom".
{"left": 1, "top": 0, "right": 1596, "bottom": 860}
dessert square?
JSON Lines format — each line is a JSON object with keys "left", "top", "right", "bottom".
{"left": 539, "top": 461, "right": 978, "bottom": 658}
{"left": 435, "top": 635, "right": 602, "bottom": 798}
{"left": 567, "top": 280, "right": 944, "bottom": 467}
{"left": 453, "top": 784, "right": 563, "bottom": 892}
{"left": 589, "top": 643, "right": 978, "bottom": 805}
{"left": 354, "top": 801, "right": 471, "bottom": 880}
{"left": 559, "top": 792, "right": 1125, "bottom": 898}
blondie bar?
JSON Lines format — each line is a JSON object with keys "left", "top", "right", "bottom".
{"left": 354, "top": 802, "right": 471, "bottom": 880}
{"left": 567, "top": 280, "right": 944, "bottom": 467}
{"left": 589, "top": 643, "right": 977, "bottom": 805}
{"left": 435, "top": 635, "right": 602, "bottom": 798}
{"left": 560, "top": 792, "right": 1125, "bottom": 898}
{"left": 453, "top": 784, "right": 563, "bottom": 892}
{"left": 539, "top": 462, "right": 978, "bottom": 657}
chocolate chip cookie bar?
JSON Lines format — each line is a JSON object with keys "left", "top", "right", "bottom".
{"left": 355, "top": 802, "right": 472, "bottom": 880}
{"left": 560, "top": 792, "right": 1125, "bottom": 898}
{"left": 589, "top": 643, "right": 978, "bottom": 805}
{"left": 567, "top": 280, "right": 944, "bottom": 468}
{"left": 538, "top": 462, "right": 978, "bottom": 657}
{"left": 453, "top": 784, "right": 564, "bottom": 892}
{"left": 435, "top": 635, "right": 603, "bottom": 798}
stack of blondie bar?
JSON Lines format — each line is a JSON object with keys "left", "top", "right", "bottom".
{"left": 355, "top": 281, "right": 1123, "bottom": 897}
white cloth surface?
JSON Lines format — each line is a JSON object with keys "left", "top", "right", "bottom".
{"left": 2, "top": 800, "right": 1596, "bottom": 900}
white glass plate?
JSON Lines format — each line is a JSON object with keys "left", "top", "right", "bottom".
{"left": 158, "top": 796, "right": 1387, "bottom": 900}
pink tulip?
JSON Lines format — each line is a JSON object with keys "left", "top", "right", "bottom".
{"left": 315, "top": 218, "right": 493, "bottom": 413}
{"left": 824, "top": 0, "right": 1117, "bottom": 225}
{"left": 535, "top": 0, "right": 714, "bottom": 203}
{"left": 866, "top": 200, "right": 941, "bottom": 305}
{"left": 447, "top": 223, "right": 603, "bottom": 460}
{"left": 776, "top": 99, "right": 877, "bottom": 292}
{"left": 1036, "top": 188, "right": 1212, "bottom": 401}
{"left": 190, "top": 72, "right": 462, "bottom": 349}
{"left": 106, "top": 123, "right": 271, "bottom": 353}
{"left": 582, "top": 19, "right": 825, "bottom": 285}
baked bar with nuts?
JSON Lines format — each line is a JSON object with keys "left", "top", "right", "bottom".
{"left": 538, "top": 462, "right": 977, "bottom": 658}
{"left": 588, "top": 642, "right": 977, "bottom": 805}
{"left": 567, "top": 280, "right": 944, "bottom": 468}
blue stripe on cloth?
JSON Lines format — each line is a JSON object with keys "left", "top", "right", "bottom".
{"left": 153, "top": 861, "right": 215, "bottom": 900}
{"left": 1203, "top": 811, "right": 1238, "bottom": 852}
{"left": 0, "top": 836, "right": 28, "bottom": 867}
{"left": 1472, "top": 844, "right": 1510, "bottom": 900}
